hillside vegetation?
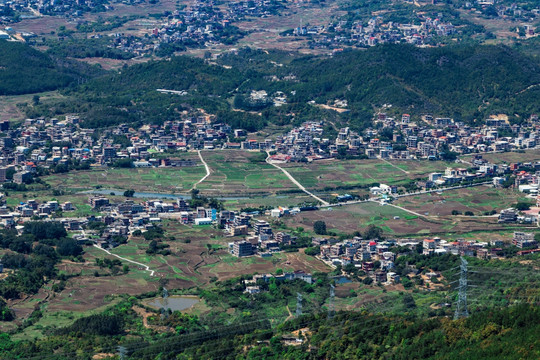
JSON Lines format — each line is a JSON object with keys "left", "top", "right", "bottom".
{"left": 0, "top": 40, "right": 103, "bottom": 95}
{"left": 25, "top": 44, "right": 539, "bottom": 130}
{"left": 1, "top": 303, "right": 538, "bottom": 359}
{"left": 291, "top": 45, "right": 540, "bottom": 125}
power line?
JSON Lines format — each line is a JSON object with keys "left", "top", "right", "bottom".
{"left": 17, "top": 300, "right": 410, "bottom": 360}
{"left": 13, "top": 269, "right": 538, "bottom": 360}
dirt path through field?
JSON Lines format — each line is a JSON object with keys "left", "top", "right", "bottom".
{"left": 93, "top": 244, "right": 156, "bottom": 276}
{"left": 193, "top": 150, "right": 211, "bottom": 189}
{"left": 380, "top": 158, "right": 409, "bottom": 174}
{"left": 368, "top": 199, "right": 424, "bottom": 217}
{"left": 266, "top": 151, "right": 329, "bottom": 205}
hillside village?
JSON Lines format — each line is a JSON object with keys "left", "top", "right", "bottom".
{"left": 0, "top": 109, "right": 539, "bottom": 194}
{"left": 3, "top": 0, "right": 539, "bottom": 56}
{"left": 290, "top": 1, "right": 540, "bottom": 50}
{"left": 1, "top": 0, "right": 540, "bottom": 356}
{"left": 1, "top": 109, "right": 539, "bottom": 168}
{"left": 0, "top": 108, "right": 538, "bottom": 284}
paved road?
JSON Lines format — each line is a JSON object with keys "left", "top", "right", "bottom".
{"left": 266, "top": 151, "right": 330, "bottom": 206}
{"left": 93, "top": 244, "right": 155, "bottom": 276}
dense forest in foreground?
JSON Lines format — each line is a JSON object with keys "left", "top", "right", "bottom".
{"left": 1, "top": 302, "right": 538, "bottom": 359}
{"left": 19, "top": 43, "right": 540, "bottom": 132}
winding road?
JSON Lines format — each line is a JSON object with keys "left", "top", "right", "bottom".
{"left": 93, "top": 244, "right": 156, "bottom": 276}
{"left": 266, "top": 151, "right": 329, "bottom": 206}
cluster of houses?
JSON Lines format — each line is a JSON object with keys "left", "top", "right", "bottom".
{"left": 293, "top": 14, "right": 458, "bottom": 49}
{"left": 0, "top": 0, "right": 147, "bottom": 21}
{"left": 470, "top": 1, "right": 540, "bottom": 36}
{"left": 289, "top": 0, "right": 540, "bottom": 50}
{"left": 423, "top": 159, "right": 540, "bottom": 190}
{"left": 0, "top": 100, "right": 539, "bottom": 187}
{"left": 0, "top": 110, "right": 539, "bottom": 208}
{"left": 317, "top": 236, "right": 401, "bottom": 284}
{"left": 270, "top": 114, "right": 540, "bottom": 166}
{"left": 313, "top": 230, "right": 539, "bottom": 285}
{"left": 497, "top": 202, "right": 540, "bottom": 225}
{"left": 0, "top": 115, "right": 234, "bottom": 182}
{"left": 227, "top": 218, "right": 298, "bottom": 258}
{"left": 149, "top": 0, "right": 285, "bottom": 48}
{"left": 0, "top": 188, "right": 316, "bottom": 250}
{"left": 67, "top": 0, "right": 287, "bottom": 55}
{"left": 243, "top": 271, "right": 313, "bottom": 295}
{"left": 0, "top": 197, "right": 75, "bottom": 226}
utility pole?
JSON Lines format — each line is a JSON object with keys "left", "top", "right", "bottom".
{"left": 454, "top": 256, "right": 469, "bottom": 320}
{"left": 328, "top": 284, "right": 335, "bottom": 320}
{"left": 296, "top": 292, "right": 302, "bottom": 317}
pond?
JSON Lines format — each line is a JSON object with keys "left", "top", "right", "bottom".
{"left": 146, "top": 296, "right": 199, "bottom": 311}
{"left": 333, "top": 276, "right": 352, "bottom": 284}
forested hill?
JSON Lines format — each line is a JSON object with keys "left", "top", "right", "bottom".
{"left": 290, "top": 44, "right": 540, "bottom": 124}
{"left": 0, "top": 40, "right": 103, "bottom": 95}
{"left": 1, "top": 303, "right": 538, "bottom": 359}
{"left": 29, "top": 44, "right": 540, "bottom": 129}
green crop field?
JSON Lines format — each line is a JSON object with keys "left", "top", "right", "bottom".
{"left": 196, "top": 150, "right": 295, "bottom": 194}
{"left": 43, "top": 166, "right": 207, "bottom": 193}
{"left": 461, "top": 149, "right": 540, "bottom": 164}
{"left": 394, "top": 186, "right": 530, "bottom": 216}
{"left": 282, "top": 159, "right": 463, "bottom": 190}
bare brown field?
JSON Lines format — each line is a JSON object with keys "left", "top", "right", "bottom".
{"left": 459, "top": 9, "right": 521, "bottom": 40}
{"left": 72, "top": 56, "right": 152, "bottom": 70}
{"left": 0, "top": 91, "right": 63, "bottom": 123}
{"left": 5, "top": 256, "right": 162, "bottom": 324}
{"left": 13, "top": 16, "right": 70, "bottom": 36}
{"left": 283, "top": 201, "right": 526, "bottom": 236}
{"left": 13, "top": 0, "right": 181, "bottom": 36}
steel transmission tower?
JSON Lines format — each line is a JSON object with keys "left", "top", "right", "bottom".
{"left": 117, "top": 346, "right": 127, "bottom": 360}
{"left": 454, "top": 256, "right": 469, "bottom": 320}
{"left": 296, "top": 292, "right": 303, "bottom": 317}
{"left": 328, "top": 285, "right": 335, "bottom": 319}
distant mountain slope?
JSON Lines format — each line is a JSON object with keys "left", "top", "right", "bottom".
{"left": 60, "top": 56, "right": 249, "bottom": 128}
{"left": 29, "top": 44, "right": 540, "bottom": 129}
{"left": 290, "top": 44, "right": 540, "bottom": 124}
{"left": 0, "top": 40, "right": 103, "bottom": 96}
